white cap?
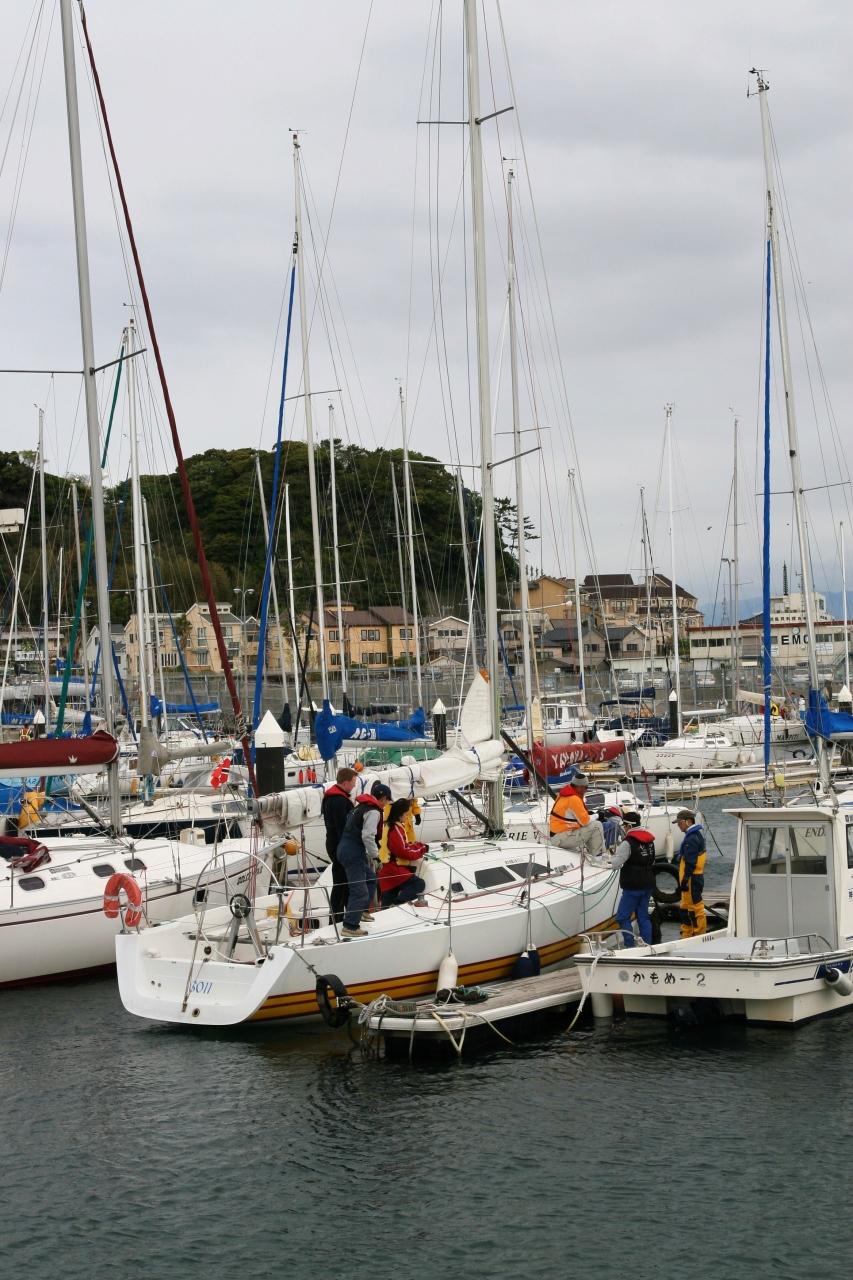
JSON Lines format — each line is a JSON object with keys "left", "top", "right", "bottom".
{"left": 432, "top": 698, "right": 446, "bottom": 715}
{"left": 254, "top": 709, "right": 285, "bottom": 749}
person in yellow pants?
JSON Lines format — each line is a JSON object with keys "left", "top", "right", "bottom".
{"left": 674, "top": 809, "right": 707, "bottom": 938}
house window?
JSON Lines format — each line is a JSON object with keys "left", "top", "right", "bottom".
{"left": 195, "top": 649, "right": 209, "bottom": 665}
{"left": 196, "top": 628, "right": 207, "bottom": 644}
{"left": 161, "top": 651, "right": 178, "bottom": 668}
{"left": 329, "top": 629, "right": 339, "bottom": 642}
{"left": 399, "top": 627, "right": 413, "bottom": 639}
{"left": 366, "top": 652, "right": 387, "bottom": 665}
{"left": 361, "top": 628, "right": 380, "bottom": 641}
{"left": 330, "top": 653, "right": 341, "bottom": 666}
{"left": 626, "top": 643, "right": 639, "bottom": 653}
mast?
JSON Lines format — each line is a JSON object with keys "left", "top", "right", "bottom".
{"left": 254, "top": 453, "right": 289, "bottom": 707}
{"left": 292, "top": 133, "right": 328, "bottom": 700}
{"left": 568, "top": 469, "right": 586, "bottom": 700}
{"left": 665, "top": 403, "right": 682, "bottom": 736}
{"left": 127, "top": 319, "right": 150, "bottom": 742}
{"left": 753, "top": 70, "right": 828, "bottom": 788}
{"left": 400, "top": 386, "right": 422, "bottom": 707}
{"left": 284, "top": 483, "right": 301, "bottom": 721}
{"left": 143, "top": 497, "right": 168, "bottom": 739}
{"left": 38, "top": 407, "right": 50, "bottom": 730}
{"left": 59, "top": 0, "right": 120, "bottom": 828}
{"left": 70, "top": 481, "right": 91, "bottom": 715}
{"left": 327, "top": 404, "right": 348, "bottom": 698}
{"left": 507, "top": 167, "right": 533, "bottom": 753}
{"left": 391, "top": 466, "right": 415, "bottom": 711}
{"left": 842, "top": 522, "right": 850, "bottom": 693}
{"left": 640, "top": 487, "right": 653, "bottom": 690}
{"left": 464, "top": 0, "right": 502, "bottom": 827}
{"left": 456, "top": 466, "right": 476, "bottom": 666}
{"left": 732, "top": 418, "right": 741, "bottom": 697}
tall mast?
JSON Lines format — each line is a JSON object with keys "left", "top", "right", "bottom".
{"left": 292, "top": 132, "right": 328, "bottom": 699}
{"left": 127, "top": 319, "right": 150, "bottom": 738}
{"left": 143, "top": 497, "right": 168, "bottom": 739}
{"left": 400, "top": 386, "right": 422, "bottom": 707}
{"left": 391, "top": 466, "right": 415, "bottom": 712}
{"left": 284, "top": 483, "right": 301, "bottom": 720}
{"left": 568, "top": 469, "right": 586, "bottom": 699}
{"left": 665, "top": 403, "right": 682, "bottom": 736}
{"left": 464, "top": 0, "right": 501, "bottom": 826}
{"left": 254, "top": 453, "right": 289, "bottom": 707}
{"left": 842, "top": 521, "right": 850, "bottom": 693}
{"left": 507, "top": 167, "right": 533, "bottom": 752}
{"left": 328, "top": 403, "right": 348, "bottom": 698}
{"left": 641, "top": 487, "right": 653, "bottom": 689}
{"left": 70, "top": 482, "right": 91, "bottom": 715}
{"left": 456, "top": 466, "right": 476, "bottom": 666}
{"left": 38, "top": 407, "right": 51, "bottom": 729}
{"left": 732, "top": 418, "right": 741, "bottom": 697}
{"left": 59, "top": 0, "right": 120, "bottom": 828}
{"left": 753, "top": 70, "right": 827, "bottom": 788}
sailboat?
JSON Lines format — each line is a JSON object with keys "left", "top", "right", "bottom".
{"left": 114, "top": 0, "right": 621, "bottom": 1028}
{"left": 0, "top": 0, "right": 262, "bottom": 987}
{"left": 577, "top": 71, "right": 853, "bottom": 1026}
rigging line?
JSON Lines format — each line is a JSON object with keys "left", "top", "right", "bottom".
{"left": 404, "top": 0, "right": 439, "bottom": 403}
{"left": 0, "top": 0, "right": 55, "bottom": 297}
{"left": 294, "top": 0, "right": 374, "bottom": 368}
{"left": 79, "top": 4, "right": 256, "bottom": 786}
{"left": 0, "top": 0, "right": 42, "bottom": 136}
{"left": 0, "top": 0, "right": 43, "bottom": 188}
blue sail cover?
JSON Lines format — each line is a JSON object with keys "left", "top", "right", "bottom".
{"left": 314, "top": 701, "right": 427, "bottom": 761}
{"left": 150, "top": 696, "right": 220, "bottom": 718}
{"left": 804, "top": 689, "right": 853, "bottom": 741}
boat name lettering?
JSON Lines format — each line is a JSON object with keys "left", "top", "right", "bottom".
{"left": 803, "top": 826, "right": 826, "bottom": 838}
{"left": 505, "top": 831, "right": 530, "bottom": 840}
{"left": 189, "top": 979, "right": 213, "bottom": 995}
{"left": 696, "top": 973, "right": 706, "bottom": 986}
{"left": 664, "top": 972, "right": 675, "bottom": 984}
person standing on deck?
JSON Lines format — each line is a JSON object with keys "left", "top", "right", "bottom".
{"left": 548, "top": 770, "right": 605, "bottom": 858}
{"left": 610, "top": 813, "right": 656, "bottom": 947}
{"left": 337, "top": 781, "right": 392, "bottom": 938}
{"left": 674, "top": 809, "right": 707, "bottom": 938}
{"left": 320, "top": 767, "right": 357, "bottom": 923}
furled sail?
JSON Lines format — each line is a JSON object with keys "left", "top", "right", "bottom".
{"left": 804, "top": 689, "right": 853, "bottom": 742}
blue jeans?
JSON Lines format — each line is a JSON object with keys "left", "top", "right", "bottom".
{"left": 338, "top": 839, "right": 376, "bottom": 929}
{"left": 616, "top": 888, "right": 653, "bottom": 948}
{"left": 380, "top": 875, "right": 426, "bottom": 910}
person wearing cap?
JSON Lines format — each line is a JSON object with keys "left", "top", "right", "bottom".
{"left": 336, "top": 780, "right": 392, "bottom": 938}
{"left": 674, "top": 809, "right": 707, "bottom": 937}
{"left": 548, "top": 769, "right": 605, "bottom": 858}
{"left": 610, "top": 811, "right": 657, "bottom": 947}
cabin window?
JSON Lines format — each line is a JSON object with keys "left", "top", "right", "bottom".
{"left": 124, "top": 858, "right": 147, "bottom": 872}
{"left": 846, "top": 825, "right": 853, "bottom": 871}
{"left": 747, "top": 826, "right": 786, "bottom": 875}
{"left": 92, "top": 863, "right": 116, "bottom": 878}
{"left": 585, "top": 791, "right": 606, "bottom": 809}
{"left": 788, "top": 826, "right": 828, "bottom": 876}
{"left": 474, "top": 866, "right": 516, "bottom": 889}
{"left": 18, "top": 876, "right": 45, "bottom": 890}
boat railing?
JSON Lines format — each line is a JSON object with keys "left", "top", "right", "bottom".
{"left": 749, "top": 933, "right": 833, "bottom": 959}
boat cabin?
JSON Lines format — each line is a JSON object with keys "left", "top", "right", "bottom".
{"left": 729, "top": 805, "right": 853, "bottom": 953}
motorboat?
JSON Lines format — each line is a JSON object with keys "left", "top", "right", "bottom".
{"left": 636, "top": 732, "right": 752, "bottom": 774}
{"left": 575, "top": 795, "right": 853, "bottom": 1026}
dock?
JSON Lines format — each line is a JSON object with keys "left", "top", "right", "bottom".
{"left": 360, "top": 967, "right": 585, "bottom": 1059}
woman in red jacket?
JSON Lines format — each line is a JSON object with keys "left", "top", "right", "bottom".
{"left": 378, "top": 798, "right": 428, "bottom": 909}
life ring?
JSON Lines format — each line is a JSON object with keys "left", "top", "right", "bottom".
{"left": 652, "top": 860, "right": 681, "bottom": 905}
{"left": 315, "top": 973, "right": 353, "bottom": 1028}
{"left": 103, "top": 872, "right": 144, "bottom": 928}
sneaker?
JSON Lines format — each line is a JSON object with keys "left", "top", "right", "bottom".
{"left": 341, "top": 925, "right": 368, "bottom": 939}
{"left": 361, "top": 911, "right": 375, "bottom": 922}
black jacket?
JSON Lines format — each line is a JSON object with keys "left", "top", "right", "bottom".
{"left": 320, "top": 786, "right": 354, "bottom": 860}
{"left": 619, "top": 834, "right": 656, "bottom": 891}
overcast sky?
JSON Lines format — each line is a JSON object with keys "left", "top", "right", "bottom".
{"left": 1, "top": 1, "right": 851, "bottom": 617}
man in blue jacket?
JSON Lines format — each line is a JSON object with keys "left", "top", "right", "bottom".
{"left": 674, "top": 809, "right": 706, "bottom": 937}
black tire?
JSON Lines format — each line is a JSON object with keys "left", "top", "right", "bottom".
{"left": 315, "top": 973, "right": 353, "bottom": 1028}
{"left": 652, "top": 860, "right": 681, "bottom": 905}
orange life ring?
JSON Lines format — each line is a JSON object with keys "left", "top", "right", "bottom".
{"left": 103, "top": 872, "right": 144, "bottom": 929}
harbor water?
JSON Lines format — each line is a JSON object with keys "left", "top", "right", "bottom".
{"left": 3, "top": 798, "right": 851, "bottom": 1280}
